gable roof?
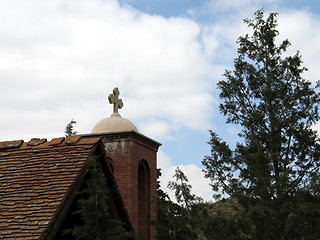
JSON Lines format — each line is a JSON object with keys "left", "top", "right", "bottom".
{"left": 0, "top": 135, "right": 131, "bottom": 240}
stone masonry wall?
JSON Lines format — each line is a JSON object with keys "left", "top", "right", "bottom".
{"left": 100, "top": 132, "right": 160, "bottom": 240}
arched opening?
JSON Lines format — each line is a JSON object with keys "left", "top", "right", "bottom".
{"left": 138, "top": 160, "right": 150, "bottom": 240}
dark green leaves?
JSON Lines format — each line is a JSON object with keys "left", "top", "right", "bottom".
{"left": 203, "top": 9, "right": 320, "bottom": 239}
{"left": 65, "top": 157, "right": 133, "bottom": 240}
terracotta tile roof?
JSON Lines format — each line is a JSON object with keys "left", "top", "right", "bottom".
{"left": 0, "top": 136, "right": 102, "bottom": 240}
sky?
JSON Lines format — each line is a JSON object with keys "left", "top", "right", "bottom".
{"left": 0, "top": 0, "right": 320, "bottom": 201}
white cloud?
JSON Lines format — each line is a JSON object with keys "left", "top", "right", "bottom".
{"left": 157, "top": 149, "right": 172, "bottom": 170}
{"left": 158, "top": 150, "right": 213, "bottom": 202}
{"left": 139, "top": 119, "right": 172, "bottom": 140}
{"left": 2, "top": 0, "right": 317, "bottom": 143}
{"left": 0, "top": 0, "right": 215, "bottom": 141}
{"left": 1, "top": 1, "right": 320, "bottom": 203}
{"left": 278, "top": 10, "right": 320, "bottom": 83}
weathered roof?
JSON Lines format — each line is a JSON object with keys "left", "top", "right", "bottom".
{"left": 0, "top": 136, "right": 110, "bottom": 239}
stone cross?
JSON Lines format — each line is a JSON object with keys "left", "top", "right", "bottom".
{"left": 108, "top": 87, "right": 123, "bottom": 114}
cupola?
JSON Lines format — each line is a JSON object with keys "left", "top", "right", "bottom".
{"left": 91, "top": 87, "right": 138, "bottom": 134}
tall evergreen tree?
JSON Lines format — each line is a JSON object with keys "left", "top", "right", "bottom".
{"left": 65, "top": 157, "right": 133, "bottom": 240}
{"left": 202, "top": 10, "right": 320, "bottom": 239}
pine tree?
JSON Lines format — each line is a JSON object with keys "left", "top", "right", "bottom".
{"left": 157, "top": 168, "right": 201, "bottom": 240}
{"left": 65, "top": 119, "right": 77, "bottom": 136}
{"left": 202, "top": 9, "right": 320, "bottom": 239}
{"left": 65, "top": 157, "right": 134, "bottom": 240}
{"left": 168, "top": 167, "right": 203, "bottom": 214}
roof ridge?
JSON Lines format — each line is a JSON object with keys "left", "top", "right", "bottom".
{"left": 27, "top": 138, "right": 47, "bottom": 146}
{"left": 0, "top": 136, "right": 101, "bottom": 151}
{"left": 0, "top": 140, "right": 24, "bottom": 150}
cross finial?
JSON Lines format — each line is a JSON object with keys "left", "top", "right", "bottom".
{"left": 108, "top": 87, "right": 123, "bottom": 114}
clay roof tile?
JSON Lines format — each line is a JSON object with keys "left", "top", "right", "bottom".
{"left": 64, "top": 135, "right": 81, "bottom": 145}
{"left": 0, "top": 135, "right": 103, "bottom": 239}
{"left": 27, "top": 138, "right": 47, "bottom": 146}
{"left": 0, "top": 140, "right": 23, "bottom": 150}
{"left": 48, "top": 137, "right": 64, "bottom": 146}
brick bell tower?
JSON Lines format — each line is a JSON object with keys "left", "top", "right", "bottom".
{"left": 90, "top": 88, "right": 161, "bottom": 240}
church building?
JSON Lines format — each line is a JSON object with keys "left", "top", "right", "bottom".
{"left": 0, "top": 88, "right": 161, "bottom": 239}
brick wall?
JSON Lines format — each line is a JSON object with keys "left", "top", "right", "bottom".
{"left": 100, "top": 132, "right": 160, "bottom": 240}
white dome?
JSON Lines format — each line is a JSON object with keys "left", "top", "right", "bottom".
{"left": 91, "top": 113, "right": 138, "bottom": 134}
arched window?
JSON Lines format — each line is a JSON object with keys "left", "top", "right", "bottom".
{"left": 138, "top": 160, "right": 150, "bottom": 239}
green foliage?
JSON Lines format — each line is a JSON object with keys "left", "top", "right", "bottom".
{"left": 65, "top": 157, "right": 133, "bottom": 240}
{"left": 200, "top": 198, "right": 252, "bottom": 240}
{"left": 158, "top": 168, "right": 252, "bottom": 240}
{"left": 168, "top": 167, "right": 203, "bottom": 213}
{"left": 156, "top": 168, "right": 201, "bottom": 240}
{"left": 65, "top": 119, "right": 77, "bottom": 136}
{"left": 202, "top": 9, "right": 320, "bottom": 239}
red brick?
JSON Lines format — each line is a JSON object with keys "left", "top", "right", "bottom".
{"left": 0, "top": 132, "right": 159, "bottom": 240}
{"left": 101, "top": 132, "right": 160, "bottom": 240}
